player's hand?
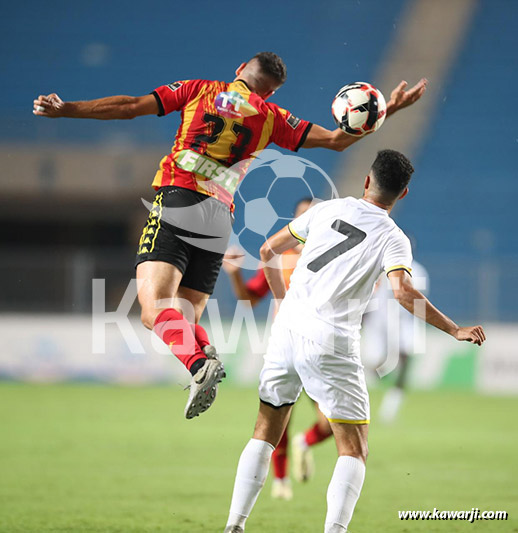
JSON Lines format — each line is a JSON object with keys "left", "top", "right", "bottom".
{"left": 387, "top": 78, "right": 428, "bottom": 115}
{"left": 33, "top": 93, "right": 65, "bottom": 118}
{"left": 222, "top": 246, "right": 245, "bottom": 274}
{"left": 454, "top": 325, "right": 486, "bottom": 346}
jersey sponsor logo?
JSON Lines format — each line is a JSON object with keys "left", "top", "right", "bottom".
{"left": 215, "top": 91, "right": 258, "bottom": 119}
{"left": 175, "top": 149, "right": 241, "bottom": 196}
{"left": 287, "top": 113, "right": 301, "bottom": 129}
{"left": 166, "top": 81, "right": 183, "bottom": 92}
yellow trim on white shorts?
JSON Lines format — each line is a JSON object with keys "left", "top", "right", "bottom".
{"left": 288, "top": 222, "right": 306, "bottom": 244}
{"left": 328, "top": 418, "right": 370, "bottom": 425}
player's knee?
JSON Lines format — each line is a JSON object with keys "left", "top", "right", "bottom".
{"left": 140, "top": 310, "right": 155, "bottom": 330}
{"left": 141, "top": 308, "right": 166, "bottom": 330}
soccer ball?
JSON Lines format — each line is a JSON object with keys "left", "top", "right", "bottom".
{"left": 331, "top": 82, "right": 386, "bottom": 137}
{"left": 231, "top": 149, "right": 338, "bottom": 269}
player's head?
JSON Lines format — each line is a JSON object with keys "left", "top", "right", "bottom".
{"left": 365, "top": 149, "right": 414, "bottom": 206}
{"left": 235, "top": 52, "right": 287, "bottom": 99}
{"left": 294, "top": 197, "right": 313, "bottom": 217}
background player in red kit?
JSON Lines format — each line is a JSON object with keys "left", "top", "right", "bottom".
{"left": 33, "top": 52, "right": 427, "bottom": 419}
{"left": 223, "top": 197, "right": 333, "bottom": 499}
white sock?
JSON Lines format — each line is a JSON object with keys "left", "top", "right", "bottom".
{"left": 226, "top": 438, "right": 275, "bottom": 529}
{"left": 324, "top": 456, "right": 366, "bottom": 533}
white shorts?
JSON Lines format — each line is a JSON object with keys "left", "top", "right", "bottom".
{"left": 258, "top": 324, "right": 370, "bottom": 424}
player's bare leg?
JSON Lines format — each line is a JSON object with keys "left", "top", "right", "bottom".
{"left": 293, "top": 401, "right": 333, "bottom": 482}
{"left": 253, "top": 401, "right": 292, "bottom": 446}
{"left": 224, "top": 402, "right": 292, "bottom": 532}
{"left": 379, "top": 351, "right": 409, "bottom": 423}
{"left": 137, "top": 261, "right": 225, "bottom": 418}
{"left": 176, "top": 285, "right": 209, "bottom": 323}
{"left": 325, "top": 422, "right": 369, "bottom": 533}
{"left": 137, "top": 260, "right": 183, "bottom": 327}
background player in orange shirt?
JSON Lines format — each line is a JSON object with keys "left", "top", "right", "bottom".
{"left": 223, "top": 197, "right": 333, "bottom": 499}
{"left": 33, "top": 52, "right": 427, "bottom": 419}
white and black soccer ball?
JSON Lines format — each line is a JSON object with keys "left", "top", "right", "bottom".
{"left": 332, "top": 82, "right": 387, "bottom": 137}
{"left": 231, "top": 149, "right": 338, "bottom": 269}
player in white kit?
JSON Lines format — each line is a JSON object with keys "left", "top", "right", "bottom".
{"left": 223, "top": 150, "right": 486, "bottom": 533}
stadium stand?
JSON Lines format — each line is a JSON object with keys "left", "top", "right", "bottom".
{"left": 0, "top": 0, "right": 516, "bottom": 320}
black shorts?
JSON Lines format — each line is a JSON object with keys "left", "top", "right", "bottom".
{"left": 135, "top": 186, "right": 233, "bottom": 295}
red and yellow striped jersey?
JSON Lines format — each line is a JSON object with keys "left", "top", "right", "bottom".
{"left": 151, "top": 79, "right": 312, "bottom": 209}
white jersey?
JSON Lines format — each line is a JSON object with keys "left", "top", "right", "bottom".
{"left": 275, "top": 197, "right": 412, "bottom": 355}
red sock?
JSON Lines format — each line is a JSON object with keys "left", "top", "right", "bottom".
{"left": 272, "top": 428, "right": 289, "bottom": 479}
{"left": 305, "top": 423, "right": 329, "bottom": 446}
{"left": 153, "top": 309, "right": 206, "bottom": 372}
{"left": 193, "top": 323, "right": 211, "bottom": 349}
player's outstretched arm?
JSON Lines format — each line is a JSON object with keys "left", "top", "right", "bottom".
{"left": 33, "top": 93, "right": 159, "bottom": 120}
{"left": 302, "top": 78, "right": 428, "bottom": 151}
{"left": 388, "top": 269, "right": 486, "bottom": 345}
{"left": 260, "top": 226, "right": 299, "bottom": 301}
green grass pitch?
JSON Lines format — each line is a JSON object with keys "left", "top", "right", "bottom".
{"left": 1, "top": 383, "right": 517, "bottom": 532}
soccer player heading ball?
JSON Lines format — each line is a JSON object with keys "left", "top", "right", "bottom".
{"left": 33, "top": 53, "right": 427, "bottom": 419}
{"left": 223, "top": 149, "right": 486, "bottom": 533}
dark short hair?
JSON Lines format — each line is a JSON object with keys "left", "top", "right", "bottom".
{"left": 371, "top": 149, "right": 414, "bottom": 197}
{"left": 252, "top": 52, "right": 287, "bottom": 86}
